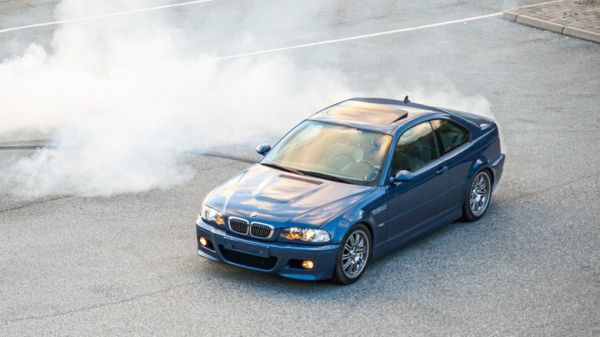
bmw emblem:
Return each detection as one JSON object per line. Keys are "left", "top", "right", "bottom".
{"left": 250, "top": 211, "right": 258, "bottom": 218}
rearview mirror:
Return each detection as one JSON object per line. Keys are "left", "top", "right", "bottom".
{"left": 256, "top": 144, "right": 271, "bottom": 156}
{"left": 390, "top": 170, "right": 414, "bottom": 184}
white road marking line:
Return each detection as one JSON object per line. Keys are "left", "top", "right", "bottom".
{"left": 213, "top": 12, "right": 502, "bottom": 61}
{"left": 0, "top": 0, "right": 565, "bottom": 37}
{"left": 0, "top": 0, "right": 218, "bottom": 34}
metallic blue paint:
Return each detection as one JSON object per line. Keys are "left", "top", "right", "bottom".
{"left": 196, "top": 98, "right": 505, "bottom": 281}
{"left": 196, "top": 219, "right": 339, "bottom": 280}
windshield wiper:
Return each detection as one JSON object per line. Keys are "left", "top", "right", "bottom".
{"left": 261, "top": 163, "right": 351, "bottom": 184}
{"left": 297, "top": 170, "right": 351, "bottom": 184}
{"left": 261, "top": 162, "right": 305, "bottom": 176}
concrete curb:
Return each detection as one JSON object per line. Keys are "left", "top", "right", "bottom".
{"left": 502, "top": 11, "right": 519, "bottom": 22}
{"left": 563, "top": 26, "right": 600, "bottom": 43}
{"left": 516, "top": 14, "right": 565, "bottom": 34}
{"left": 503, "top": 4, "right": 600, "bottom": 44}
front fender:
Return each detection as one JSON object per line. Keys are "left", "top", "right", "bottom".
{"left": 321, "top": 188, "right": 387, "bottom": 245}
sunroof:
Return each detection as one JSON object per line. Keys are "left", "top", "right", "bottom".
{"left": 326, "top": 101, "right": 408, "bottom": 124}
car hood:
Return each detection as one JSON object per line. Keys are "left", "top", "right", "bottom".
{"left": 206, "top": 164, "right": 373, "bottom": 227}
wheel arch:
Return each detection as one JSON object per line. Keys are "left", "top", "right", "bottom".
{"left": 464, "top": 158, "right": 495, "bottom": 197}
{"left": 356, "top": 221, "right": 375, "bottom": 246}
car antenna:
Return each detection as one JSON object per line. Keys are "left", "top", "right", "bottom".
{"left": 403, "top": 95, "right": 410, "bottom": 104}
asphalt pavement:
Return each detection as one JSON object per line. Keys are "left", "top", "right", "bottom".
{"left": 1, "top": 0, "right": 599, "bottom": 336}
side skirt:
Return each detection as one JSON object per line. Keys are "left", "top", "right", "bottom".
{"left": 372, "top": 207, "right": 462, "bottom": 259}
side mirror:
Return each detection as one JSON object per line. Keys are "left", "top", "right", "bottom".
{"left": 255, "top": 144, "right": 271, "bottom": 156}
{"left": 390, "top": 170, "right": 414, "bottom": 184}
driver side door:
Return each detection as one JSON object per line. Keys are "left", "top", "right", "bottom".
{"left": 385, "top": 121, "right": 450, "bottom": 241}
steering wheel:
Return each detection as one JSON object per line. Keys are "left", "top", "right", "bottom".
{"left": 342, "top": 160, "right": 377, "bottom": 180}
{"left": 327, "top": 153, "right": 356, "bottom": 169}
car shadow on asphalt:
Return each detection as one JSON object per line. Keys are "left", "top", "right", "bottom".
{"left": 189, "top": 204, "right": 509, "bottom": 302}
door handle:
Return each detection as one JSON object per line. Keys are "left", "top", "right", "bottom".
{"left": 436, "top": 166, "right": 448, "bottom": 174}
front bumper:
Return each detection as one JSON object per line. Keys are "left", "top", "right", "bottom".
{"left": 195, "top": 219, "right": 339, "bottom": 281}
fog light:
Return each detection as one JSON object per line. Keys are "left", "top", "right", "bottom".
{"left": 301, "top": 260, "right": 314, "bottom": 270}
{"left": 199, "top": 236, "right": 208, "bottom": 247}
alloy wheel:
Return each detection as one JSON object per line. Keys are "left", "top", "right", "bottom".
{"left": 341, "top": 230, "right": 370, "bottom": 279}
{"left": 469, "top": 172, "right": 491, "bottom": 217}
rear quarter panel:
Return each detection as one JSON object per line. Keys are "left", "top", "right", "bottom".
{"left": 463, "top": 122, "right": 503, "bottom": 191}
{"left": 442, "top": 113, "right": 503, "bottom": 207}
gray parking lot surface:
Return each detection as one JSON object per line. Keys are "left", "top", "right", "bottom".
{"left": 1, "top": 0, "right": 599, "bottom": 336}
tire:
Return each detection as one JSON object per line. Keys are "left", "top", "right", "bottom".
{"left": 332, "top": 224, "right": 371, "bottom": 285}
{"left": 462, "top": 170, "right": 493, "bottom": 222}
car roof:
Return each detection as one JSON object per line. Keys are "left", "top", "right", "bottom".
{"left": 309, "top": 97, "right": 447, "bottom": 134}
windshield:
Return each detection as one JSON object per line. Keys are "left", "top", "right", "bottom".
{"left": 263, "top": 120, "right": 392, "bottom": 185}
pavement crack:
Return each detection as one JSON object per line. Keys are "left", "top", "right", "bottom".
{"left": 192, "top": 151, "right": 257, "bottom": 164}
{"left": 1, "top": 281, "right": 198, "bottom": 324}
{"left": 0, "top": 195, "right": 72, "bottom": 213}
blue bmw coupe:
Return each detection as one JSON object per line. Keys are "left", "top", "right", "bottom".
{"left": 196, "top": 97, "right": 505, "bottom": 284}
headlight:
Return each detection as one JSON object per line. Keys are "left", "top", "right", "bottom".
{"left": 280, "top": 227, "right": 330, "bottom": 243}
{"left": 201, "top": 205, "right": 225, "bottom": 226}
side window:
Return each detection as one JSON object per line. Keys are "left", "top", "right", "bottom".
{"left": 391, "top": 122, "right": 439, "bottom": 173}
{"left": 431, "top": 119, "right": 470, "bottom": 155}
